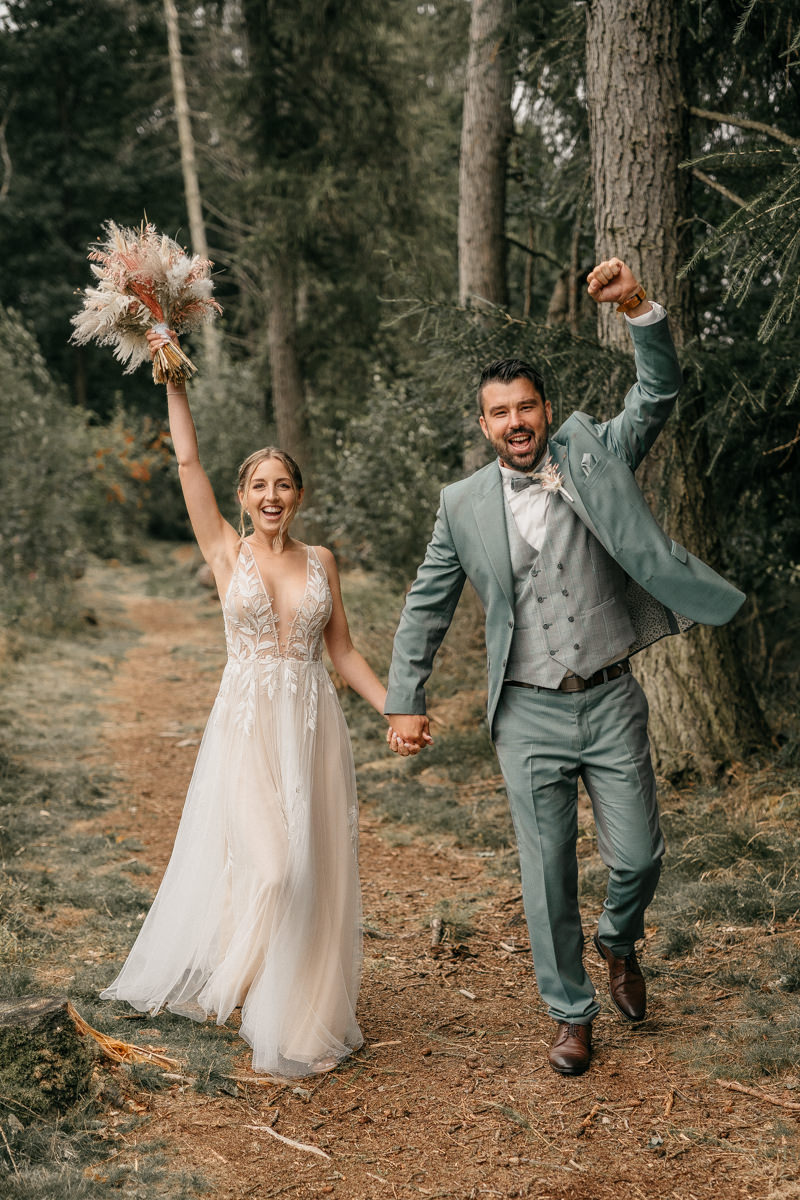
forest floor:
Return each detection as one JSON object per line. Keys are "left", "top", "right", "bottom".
{"left": 1, "top": 544, "right": 799, "bottom": 1200}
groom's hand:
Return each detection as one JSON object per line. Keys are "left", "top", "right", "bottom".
{"left": 586, "top": 258, "right": 640, "bottom": 305}
{"left": 385, "top": 714, "right": 433, "bottom": 757}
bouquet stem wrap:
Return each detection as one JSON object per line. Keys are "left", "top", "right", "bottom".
{"left": 151, "top": 323, "right": 197, "bottom": 385}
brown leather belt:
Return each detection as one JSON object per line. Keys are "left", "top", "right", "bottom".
{"left": 505, "top": 658, "right": 631, "bottom": 694}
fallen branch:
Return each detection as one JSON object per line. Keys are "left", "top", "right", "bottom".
{"left": 67, "top": 1002, "right": 181, "bottom": 1071}
{"left": 244, "top": 1123, "right": 331, "bottom": 1160}
{"left": 0, "top": 1122, "right": 19, "bottom": 1176}
{"left": 716, "top": 1079, "right": 800, "bottom": 1111}
{"left": 664, "top": 1088, "right": 676, "bottom": 1118}
{"left": 577, "top": 1102, "right": 601, "bottom": 1137}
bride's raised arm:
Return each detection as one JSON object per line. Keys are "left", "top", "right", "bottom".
{"left": 148, "top": 330, "right": 239, "bottom": 577}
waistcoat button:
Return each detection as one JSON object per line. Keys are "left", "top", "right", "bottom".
{"left": 573, "top": 643, "right": 580, "bottom": 650}
{"left": 537, "top": 596, "right": 545, "bottom": 603}
{"left": 562, "top": 589, "right": 569, "bottom": 596}
{"left": 568, "top": 616, "right": 575, "bottom": 623}
{"left": 549, "top": 650, "right": 556, "bottom": 656}
{"left": 543, "top": 623, "right": 550, "bottom": 630}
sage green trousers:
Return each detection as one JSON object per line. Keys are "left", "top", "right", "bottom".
{"left": 493, "top": 670, "right": 663, "bottom": 1025}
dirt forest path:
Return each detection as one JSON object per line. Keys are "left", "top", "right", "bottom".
{"left": 80, "top": 554, "right": 794, "bottom": 1200}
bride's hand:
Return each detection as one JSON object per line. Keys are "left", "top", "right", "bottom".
{"left": 386, "top": 725, "right": 421, "bottom": 757}
{"left": 146, "top": 326, "right": 178, "bottom": 359}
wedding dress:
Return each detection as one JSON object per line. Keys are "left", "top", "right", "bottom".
{"left": 101, "top": 542, "right": 363, "bottom": 1076}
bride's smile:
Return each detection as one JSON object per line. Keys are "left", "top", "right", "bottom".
{"left": 241, "top": 458, "right": 303, "bottom": 544}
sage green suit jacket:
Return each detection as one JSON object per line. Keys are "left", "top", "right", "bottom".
{"left": 385, "top": 317, "right": 746, "bottom": 735}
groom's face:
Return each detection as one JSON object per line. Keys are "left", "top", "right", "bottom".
{"left": 479, "top": 378, "right": 552, "bottom": 472}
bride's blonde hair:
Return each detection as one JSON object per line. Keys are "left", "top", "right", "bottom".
{"left": 237, "top": 447, "right": 303, "bottom": 551}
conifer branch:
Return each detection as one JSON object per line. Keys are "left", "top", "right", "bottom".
{"left": 691, "top": 168, "right": 746, "bottom": 209}
{"left": 690, "top": 107, "right": 800, "bottom": 149}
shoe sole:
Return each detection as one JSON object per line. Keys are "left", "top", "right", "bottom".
{"left": 549, "top": 1061, "right": 590, "bottom": 1076}
{"left": 610, "top": 996, "right": 646, "bottom": 1023}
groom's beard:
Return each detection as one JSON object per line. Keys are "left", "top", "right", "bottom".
{"left": 488, "top": 422, "right": 551, "bottom": 472}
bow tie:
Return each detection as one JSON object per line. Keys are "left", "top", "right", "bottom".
{"left": 510, "top": 474, "right": 543, "bottom": 492}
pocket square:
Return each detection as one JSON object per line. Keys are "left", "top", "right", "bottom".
{"left": 581, "top": 452, "right": 597, "bottom": 477}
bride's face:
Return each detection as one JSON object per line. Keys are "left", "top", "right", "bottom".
{"left": 241, "top": 458, "right": 302, "bottom": 538}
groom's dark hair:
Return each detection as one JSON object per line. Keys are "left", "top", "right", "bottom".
{"left": 477, "top": 358, "right": 546, "bottom": 414}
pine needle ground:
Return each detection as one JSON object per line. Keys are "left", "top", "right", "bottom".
{"left": 1, "top": 544, "right": 798, "bottom": 1198}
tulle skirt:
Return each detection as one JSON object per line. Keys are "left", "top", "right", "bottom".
{"left": 101, "top": 657, "right": 363, "bottom": 1076}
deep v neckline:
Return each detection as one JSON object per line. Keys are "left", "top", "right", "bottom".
{"left": 243, "top": 541, "right": 312, "bottom": 655}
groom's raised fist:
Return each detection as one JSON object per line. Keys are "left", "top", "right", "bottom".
{"left": 586, "top": 258, "right": 639, "bottom": 305}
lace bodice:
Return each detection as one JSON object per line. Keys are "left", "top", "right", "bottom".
{"left": 223, "top": 542, "right": 332, "bottom": 665}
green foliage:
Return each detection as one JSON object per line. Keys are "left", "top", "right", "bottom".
{"left": 0, "top": 0, "right": 185, "bottom": 414}
{"left": 0, "top": 308, "right": 94, "bottom": 628}
{"left": 0, "top": 308, "right": 173, "bottom": 632}
{"left": 682, "top": 151, "right": 800, "bottom": 371}
{"left": 188, "top": 349, "right": 270, "bottom": 530}
{"left": 314, "top": 371, "right": 463, "bottom": 581}
{"left": 195, "top": 0, "right": 461, "bottom": 447}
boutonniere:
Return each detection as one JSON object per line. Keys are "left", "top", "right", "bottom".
{"left": 533, "top": 458, "right": 574, "bottom": 502}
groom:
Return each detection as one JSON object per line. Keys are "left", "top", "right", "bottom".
{"left": 385, "top": 258, "right": 745, "bottom": 1075}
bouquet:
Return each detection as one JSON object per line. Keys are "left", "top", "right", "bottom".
{"left": 70, "top": 220, "right": 222, "bottom": 383}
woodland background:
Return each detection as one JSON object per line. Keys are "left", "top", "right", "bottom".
{"left": 1, "top": 4, "right": 800, "bottom": 1197}
{"left": 1, "top": 0, "right": 799, "bottom": 777}
{"left": 0, "top": 0, "right": 798, "bottom": 773}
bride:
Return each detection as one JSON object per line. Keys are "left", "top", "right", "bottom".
{"left": 101, "top": 331, "right": 389, "bottom": 1076}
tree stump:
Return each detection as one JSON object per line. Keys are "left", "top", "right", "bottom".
{"left": 0, "top": 996, "right": 97, "bottom": 1117}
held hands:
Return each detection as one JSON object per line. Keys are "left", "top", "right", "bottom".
{"left": 586, "top": 258, "right": 640, "bottom": 306}
{"left": 385, "top": 714, "right": 434, "bottom": 757}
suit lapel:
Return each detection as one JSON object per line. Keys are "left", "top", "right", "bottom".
{"left": 548, "top": 439, "right": 605, "bottom": 543}
{"left": 470, "top": 462, "right": 515, "bottom": 609}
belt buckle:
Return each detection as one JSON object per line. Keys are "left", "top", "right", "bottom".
{"left": 559, "top": 675, "right": 586, "bottom": 693}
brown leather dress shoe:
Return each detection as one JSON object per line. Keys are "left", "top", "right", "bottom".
{"left": 548, "top": 1022, "right": 592, "bottom": 1076}
{"left": 594, "top": 934, "right": 646, "bottom": 1022}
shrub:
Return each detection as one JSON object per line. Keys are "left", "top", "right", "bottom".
{"left": 0, "top": 307, "right": 171, "bottom": 633}
{"left": 0, "top": 308, "right": 93, "bottom": 630}
{"left": 313, "top": 372, "right": 462, "bottom": 581}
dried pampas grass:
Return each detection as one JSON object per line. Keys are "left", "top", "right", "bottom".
{"left": 70, "top": 220, "right": 222, "bottom": 383}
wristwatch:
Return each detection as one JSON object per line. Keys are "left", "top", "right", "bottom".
{"left": 616, "top": 284, "right": 647, "bottom": 314}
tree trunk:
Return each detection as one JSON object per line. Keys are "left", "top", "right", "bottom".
{"left": 163, "top": 0, "right": 220, "bottom": 373}
{"left": 458, "top": 0, "right": 512, "bottom": 310}
{"left": 585, "top": 0, "right": 768, "bottom": 778}
{"left": 267, "top": 255, "right": 310, "bottom": 478}
{"left": 458, "top": 0, "right": 513, "bottom": 474}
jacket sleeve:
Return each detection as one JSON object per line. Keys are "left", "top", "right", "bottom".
{"left": 384, "top": 491, "right": 467, "bottom": 716}
{"left": 594, "top": 316, "right": 683, "bottom": 471}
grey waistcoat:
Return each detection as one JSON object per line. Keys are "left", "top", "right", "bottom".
{"left": 504, "top": 492, "right": 635, "bottom": 687}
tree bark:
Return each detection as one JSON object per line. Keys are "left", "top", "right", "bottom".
{"left": 267, "top": 255, "right": 310, "bottom": 478}
{"left": 458, "top": 0, "right": 513, "bottom": 474}
{"left": 163, "top": 0, "right": 220, "bottom": 373}
{"left": 585, "top": 0, "right": 768, "bottom": 777}
{"left": 458, "top": 0, "right": 512, "bottom": 310}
